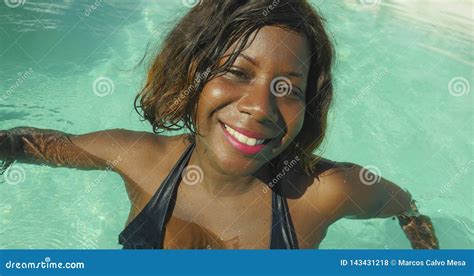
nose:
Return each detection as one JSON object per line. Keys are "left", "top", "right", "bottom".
{"left": 236, "top": 80, "right": 279, "bottom": 124}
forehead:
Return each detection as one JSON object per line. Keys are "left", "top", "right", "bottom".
{"left": 234, "top": 26, "right": 311, "bottom": 72}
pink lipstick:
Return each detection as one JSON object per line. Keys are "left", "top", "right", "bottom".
{"left": 220, "top": 122, "right": 269, "bottom": 155}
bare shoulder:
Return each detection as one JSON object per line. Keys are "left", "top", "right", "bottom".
{"left": 302, "top": 159, "right": 412, "bottom": 220}
{"left": 71, "top": 128, "right": 162, "bottom": 156}
{"left": 70, "top": 129, "right": 189, "bottom": 173}
{"left": 294, "top": 158, "right": 356, "bottom": 218}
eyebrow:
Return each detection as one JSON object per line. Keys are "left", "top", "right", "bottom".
{"left": 286, "top": 71, "right": 304, "bottom": 79}
{"left": 239, "top": 53, "right": 259, "bottom": 67}
{"left": 238, "top": 53, "right": 304, "bottom": 79}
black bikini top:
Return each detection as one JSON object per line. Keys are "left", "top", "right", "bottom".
{"left": 118, "top": 140, "right": 299, "bottom": 249}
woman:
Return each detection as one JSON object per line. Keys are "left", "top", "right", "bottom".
{"left": 0, "top": 0, "right": 438, "bottom": 249}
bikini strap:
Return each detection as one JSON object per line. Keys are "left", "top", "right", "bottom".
{"left": 147, "top": 141, "right": 196, "bottom": 248}
{"left": 118, "top": 140, "right": 195, "bottom": 249}
{"left": 270, "top": 190, "right": 299, "bottom": 249}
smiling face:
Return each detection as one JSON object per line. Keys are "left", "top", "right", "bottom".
{"left": 194, "top": 26, "right": 311, "bottom": 176}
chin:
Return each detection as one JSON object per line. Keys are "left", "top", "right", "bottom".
{"left": 208, "top": 143, "right": 264, "bottom": 176}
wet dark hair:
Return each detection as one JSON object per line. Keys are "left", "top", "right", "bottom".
{"left": 134, "top": 0, "right": 334, "bottom": 175}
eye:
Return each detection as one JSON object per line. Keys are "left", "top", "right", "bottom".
{"left": 287, "top": 86, "right": 305, "bottom": 100}
{"left": 295, "top": 88, "right": 305, "bottom": 98}
{"left": 225, "top": 67, "right": 251, "bottom": 81}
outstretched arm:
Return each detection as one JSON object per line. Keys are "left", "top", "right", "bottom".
{"left": 0, "top": 127, "right": 155, "bottom": 175}
{"left": 0, "top": 127, "right": 107, "bottom": 173}
{"left": 333, "top": 163, "right": 439, "bottom": 249}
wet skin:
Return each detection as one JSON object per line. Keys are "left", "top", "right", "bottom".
{"left": 0, "top": 26, "right": 438, "bottom": 249}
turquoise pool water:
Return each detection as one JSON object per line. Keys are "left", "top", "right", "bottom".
{"left": 0, "top": 0, "right": 472, "bottom": 249}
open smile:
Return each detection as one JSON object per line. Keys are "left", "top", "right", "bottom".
{"left": 219, "top": 121, "right": 275, "bottom": 156}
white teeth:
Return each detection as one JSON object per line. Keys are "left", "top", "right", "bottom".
{"left": 224, "top": 124, "right": 267, "bottom": 146}
{"left": 237, "top": 133, "right": 248, "bottom": 144}
{"left": 247, "top": 138, "right": 257, "bottom": 146}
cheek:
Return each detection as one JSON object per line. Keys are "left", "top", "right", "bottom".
{"left": 195, "top": 79, "right": 237, "bottom": 132}
{"left": 282, "top": 102, "right": 305, "bottom": 141}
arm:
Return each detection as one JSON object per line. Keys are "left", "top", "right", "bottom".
{"left": 334, "top": 163, "right": 439, "bottom": 249}
{"left": 0, "top": 127, "right": 152, "bottom": 174}
{"left": 0, "top": 127, "right": 107, "bottom": 173}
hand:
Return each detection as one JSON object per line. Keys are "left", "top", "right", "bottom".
{"left": 397, "top": 201, "right": 440, "bottom": 249}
